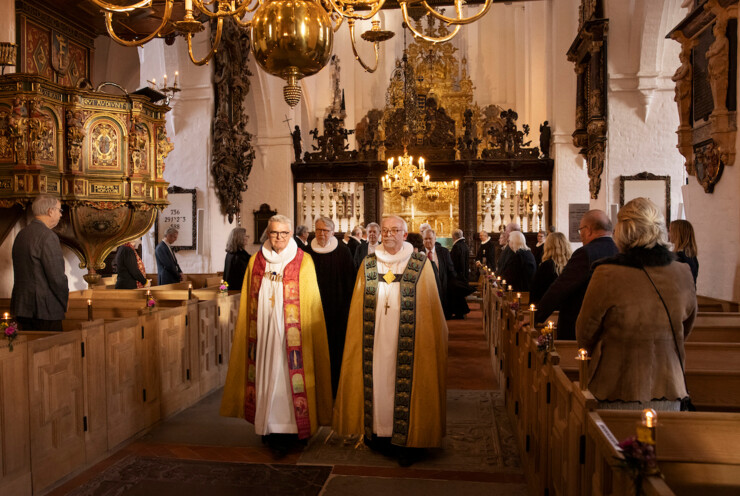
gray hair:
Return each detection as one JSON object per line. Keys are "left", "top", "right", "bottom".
{"left": 225, "top": 227, "right": 247, "bottom": 253}
{"left": 165, "top": 226, "right": 179, "bottom": 236}
{"left": 508, "top": 231, "right": 530, "bottom": 251}
{"left": 423, "top": 228, "right": 437, "bottom": 239}
{"left": 504, "top": 222, "right": 521, "bottom": 234}
{"left": 366, "top": 222, "right": 380, "bottom": 232}
{"left": 295, "top": 225, "right": 308, "bottom": 236}
{"left": 316, "top": 216, "right": 335, "bottom": 231}
{"left": 31, "top": 195, "right": 60, "bottom": 217}
{"left": 452, "top": 229, "right": 463, "bottom": 240}
{"left": 383, "top": 215, "right": 408, "bottom": 233}
{"left": 268, "top": 214, "right": 293, "bottom": 231}
{"left": 419, "top": 222, "right": 431, "bottom": 233}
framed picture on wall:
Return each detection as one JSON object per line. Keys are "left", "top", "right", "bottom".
{"left": 619, "top": 172, "right": 671, "bottom": 223}
{"left": 155, "top": 186, "right": 197, "bottom": 251}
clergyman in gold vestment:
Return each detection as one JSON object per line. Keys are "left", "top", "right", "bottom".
{"left": 333, "top": 215, "right": 448, "bottom": 466}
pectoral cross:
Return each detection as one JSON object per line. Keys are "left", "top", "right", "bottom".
{"left": 384, "top": 299, "right": 390, "bottom": 315}
{"left": 269, "top": 292, "right": 276, "bottom": 308}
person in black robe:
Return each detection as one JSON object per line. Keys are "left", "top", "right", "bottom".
{"left": 115, "top": 241, "right": 147, "bottom": 289}
{"left": 345, "top": 225, "right": 364, "bottom": 258}
{"left": 311, "top": 217, "right": 356, "bottom": 396}
{"left": 422, "top": 229, "right": 457, "bottom": 319}
{"left": 294, "top": 225, "right": 311, "bottom": 253}
{"left": 476, "top": 230, "right": 496, "bottom": 271}
{"left": 353, "top": 222, "right": 380, "bottom": 269}
{"left": 224, "top": 227, "right": 251, "bottom": 291}
{"left": 532, "top": 231, "right": 546, "bottom": 266}
{"left": 449, "top": 229, "right": 473, "bottom": 318}
{"left": 499, "top": 231, "right": 537, "bottom": 292}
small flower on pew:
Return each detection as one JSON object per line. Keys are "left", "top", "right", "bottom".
{"left": 2, "top": 320, "right": 19, "bottom": 352}
{"left": 146, "top": 295, "right": 157, "bottom": 312}
{"left": 616, "top": 435, "right": 661, "bottom": 494}
{"left": 510, "top": 302, "right": 520, "bottom": 311}
{"left": 536, "top": 334, "right": 549, "bottom": 352}
{"left": 219, "top": 280, "right": 229, "bottom": 295}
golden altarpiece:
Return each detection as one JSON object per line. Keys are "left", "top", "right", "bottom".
{"left": 292, "top": 20, "right": 553, "bottom": 249}
{"left": 0, "top": 3, "right": 172, "bottom": 284}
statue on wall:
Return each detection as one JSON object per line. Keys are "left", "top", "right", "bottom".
{"left": 671, "top": 44, "right": 693, "bottom": 125}
{"left": 65, "top": 109, "right": 86, "bottom": 172}
{"left": 291, "top": 125, "right": 302, "bottom": 163}
{"left": 706, "top": 15, "right": 729, "bottom": 113}
{"left": 539, "top": 121, "right": 551, "bottom": 159}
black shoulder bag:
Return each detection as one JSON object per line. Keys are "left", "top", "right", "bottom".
{"left": 641, "top": 266, "right": 695, "bottom": 411}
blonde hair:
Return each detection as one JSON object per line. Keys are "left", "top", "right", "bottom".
{"left": 508, "top": 231, "right": 530, "bottom": 252}
{"left": 613, "top": 198, "right": 669, "bottom": 252}
{"left": 670, "top": 220, "right": 698, "bottom": 257}
{"left": 542, "top": 232, "right": 572, "bottom": 275}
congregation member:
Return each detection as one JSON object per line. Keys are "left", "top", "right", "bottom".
{"left": 577, "top": 198, "right": 696, "bottom": 411}
{"left": 11, "top": 194, "right": 69, "bottom": 331}
{"left": 669, "top": 220, "right": 699, "bottom": 284}
{"left": 345, "top": 225, "right": 364, "bottom": 258}
{"left": 114, "top": 239, "right": 148, "bottom": 289}
{"left": 155, "top": 226, "right": 183, "bottom": 284}
{"left": 311, "top": 217, "right": 356, "bottom": 396}
{"left": 529, "top": 232, "right": 571, "bottom": 304}
{"left": 476, "top": 229, "right": 496, "bottom": 271}
{"left": 223, "top": 227, "right": 251, "bottom": 291}
{"left": 220, "top": 215, "right": 332, "bottom": 457}
{"left": 499, "top": 231, "right": 537, "bottom": 292}
{"left": 294, "top": 225, "right": 310, "bottom": 251}
{"left": 495, "top": 223, "right": 521, "bottom": 273}
{"left": 535, "top": 210, "right": 618, "bottom": 340}
{"left": 353, "top": 222, "right": 380, "bottom": 268}
{"left": 334, "top": 215, "right": 448, "bottom": 467}
{"left": 532, "top": 230, "right": 546, "bottom": 266}
{"left": 422, "top": 228, "right": 456, "bottom": 319}
{"left": 449, "top": 229, "right": 472, "bottom": 319}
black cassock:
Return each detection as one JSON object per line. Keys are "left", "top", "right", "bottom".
{"left": 310, "top": 242, "right": 356, "bottom": 396}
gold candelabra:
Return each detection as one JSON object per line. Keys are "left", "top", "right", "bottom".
{"left": 382, "top": 150, "right": 429, "bottom": 199}
{"left": 87, "top": 0, "right": 494, "bottom": 107}
{"left": 425, "top": 179, "right": 459, "bottom": 203}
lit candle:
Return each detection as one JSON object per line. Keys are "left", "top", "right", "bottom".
{"left": 188, "top": 282, "right": 193, "bottom": 299}
{"left": 174, "top": 71, "right": 179, "bottom": 88}
{"left": 639, "top": 408, "right": 658, "bottom": 448}
{"left": 2, "top": 312, "right": 8, "bottom": 320}
{"left": 146, "top": 289, "right": 151, "bottom": 297}
{"left": 529, "top": 304, "right": 536, "bottom": 327}
{"left": 87, "top": 299, "right": 93, "bottom": 321}
{"left": 516, "top": 292, "right": 521, "bottom": 306}
{"left": 576, "top": 348, "right": 590, "bottom": 390}
{"left": 163, "top": 73, "right": 167, "bottom": 86}
{"left": 185, "top": 0, "right": 193, "bottom": 11}
{"left": 151, "top": 78, "right": 156, "bottom": 88}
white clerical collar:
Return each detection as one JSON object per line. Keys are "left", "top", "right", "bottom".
{"left": 262, "top": 237, "right": 298, "bottom": 265}
{"left": 311, "top": 236, "right": 338, "bottom": 254}
{"left": 375, "top": 241, "right": 413, "bottom": 265}
{"left": 481, "top": 238, "right": 491, "bottom": 245}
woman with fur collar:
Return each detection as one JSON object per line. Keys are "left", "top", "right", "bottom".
{"left": 576, "top": 198, "right": 696, "bottom": 411}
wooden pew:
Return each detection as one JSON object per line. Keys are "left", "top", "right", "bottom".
{"left": 689, "top": 312, "right": 740, "bottom": 342}
{"left": 585, "top": 410, "right": 740, "bottom": 496}
{"left": 697, "top": 295, "right": 740, "bottom": 313}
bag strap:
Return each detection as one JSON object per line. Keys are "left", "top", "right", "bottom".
{"left": 641, "top": 266, "right": 690, "bottom": 392}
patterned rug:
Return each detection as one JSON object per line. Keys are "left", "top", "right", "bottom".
{"left": 298, "top": 390, "right": 522, "bottom": 473}
{"left": 64, "top": 456, "right": 332, "bottom": 496}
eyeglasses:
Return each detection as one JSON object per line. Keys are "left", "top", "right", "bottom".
{"left": 268, "top": 231, "right": 290, "bottom": 239}
{"left": 577, "top": 225, "right": 589, "bottom": 233}
{"left": 53, "top": 206, "right": 64, "bottom": 213}
{"left": 315, "top": 228, "right": 332, "bottom": 234}
{"left": 381, "top": 228, "right": 404, "bottom": 235}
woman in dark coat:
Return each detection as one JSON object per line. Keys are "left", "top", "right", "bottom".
{"left": 530, "top": 232, "right": 571, "bottom": 304}
{"left": 224, "top": 227, "right": 251, "bottom": 291}
{"left": 115, "top": 240, "right": 148, "bottom": 289}
{"left": 669, "top": 220, "right": 699, "bottom": 284}
{"left": 499, "top": 231, "right": 536, "bottom": 292}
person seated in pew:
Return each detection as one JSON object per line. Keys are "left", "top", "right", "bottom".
{"left": 576, "top": 198, "right": 697, "bottom": 411}
{"left": 530, "top": 232, "right": 571, "bottom": 304}
{"left": 114, "top": 239, "right": 148, "bottom": 289}
{"left": 499, "top": 231, "right": 537, "bottom": 292}
{"left": 669, "top": 219, "right": 699, "bottom": 285}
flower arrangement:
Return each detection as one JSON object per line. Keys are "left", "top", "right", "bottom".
{"left": 219, "top": 280, "right": 229, "bottom": 295}
{"left": 146, "top": 295, "right": 156, "bottom": 312}
{"left": 616, "top": 436, "right": 660, "bottom": 495}
{"left": 2, "top": 320, "right": 19, "bottom": 352}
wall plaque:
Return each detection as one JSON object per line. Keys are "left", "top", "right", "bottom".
{"left": 155, "top": 186, "right": 196, "bottom": 251}
{"left": 568, "top": 203, "right": 590, "bottom": 242}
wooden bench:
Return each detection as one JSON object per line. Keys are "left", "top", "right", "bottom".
{"left": 697, "top": 294, "right": 740, "bottom": 313}
{"left": 585, "top": 410, "right": 740, "bottom": 496}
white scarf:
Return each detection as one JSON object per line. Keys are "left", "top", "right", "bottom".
{"left": 310, "top": 236, "right": 338, "bottom": 254}
{"left": 375, "top": 241, "right": 414, "bottom": 266}
{"left": 261, "top": 237, "right": 298, "bottom": 264}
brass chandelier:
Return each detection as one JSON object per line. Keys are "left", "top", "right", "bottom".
{"left": 382, "top": 149, "right": 428, "bottom": 198}
{"left": 88, "top": 0, "right": 494, "bottom": 107}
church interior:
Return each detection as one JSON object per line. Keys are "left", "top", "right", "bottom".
{"left": 0, "top": 0, "right": 739, "bottom": 494}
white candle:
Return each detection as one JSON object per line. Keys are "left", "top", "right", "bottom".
{"left": 185, "top": 0, "right": 193, "bottom": 11}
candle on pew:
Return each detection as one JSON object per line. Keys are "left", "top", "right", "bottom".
{"left": 529, "top": 304, "right": 536, "bottom": 327}
{"left": 2, "top": 312, "right": 8, "bottom": 320}
{"left": 576, "top": 348, "right": 590, "bottom": 390}
{"left": 516, "top": 292, "right": 521, "bottom": 308}
{"left": 638, "top": 409, "right": 658, "bottom": 462}
{"left": 87, "top": 299, "right": 93, "bottom": 321}
{"left": 188, "top": 282, "right": 193, "bottom": 300}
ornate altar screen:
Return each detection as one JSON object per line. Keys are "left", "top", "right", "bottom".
{"left": 296, "top": 182, "right": 365, "bottom": 231}
{"left": 478, "top": 180, "right": 550, "bottom": 233}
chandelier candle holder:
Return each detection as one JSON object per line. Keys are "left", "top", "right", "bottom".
{"left": 382, "top": 152, "right": 428, "bottom": 198}
{"left": 148, "top": 72, "right": 181, "bottom": 104}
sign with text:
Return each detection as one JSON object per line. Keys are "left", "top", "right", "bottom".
{"left": 568, "top": 203, "right": 590, "bottom": 242}
{"left": 156, "top": 187, "right": 196, "bottom": 251}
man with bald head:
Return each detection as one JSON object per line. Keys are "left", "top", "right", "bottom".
{"left": 534, "top": 210, "right": 618, "bottom": 340}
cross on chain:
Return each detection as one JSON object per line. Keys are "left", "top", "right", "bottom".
{"left": 269, "top": 292, "right": 276, "bottom": 308}
{"left": 384, "top": 298, "right": 390, "bottom": 315}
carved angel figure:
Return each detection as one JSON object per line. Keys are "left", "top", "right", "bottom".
{"left": 706, "top": 16, "right": 729, "bottom": 112}
{"left": 671, "top": 46, "right": 692, "bottom": 125}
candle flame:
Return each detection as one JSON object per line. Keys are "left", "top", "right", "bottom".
{"left": 530, "top": 304, "right": 535, "bottom": 311}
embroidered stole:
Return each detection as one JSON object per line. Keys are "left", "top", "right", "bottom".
{"left": 362, "top": 251, "right": 426, "bottom": 445}
{"left": 244, "top": 249, "right": 312, "bottom": 439}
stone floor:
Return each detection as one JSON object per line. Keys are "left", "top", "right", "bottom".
{"left": 46, "top": 303, "right": 528, "bottom": 496}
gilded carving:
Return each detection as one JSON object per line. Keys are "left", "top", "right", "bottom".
{"left": 65, "top": 109, "right": 86, "bottom": 172}
{"left": 27, "top": 98, "right": 54, "bottom": 165}
{"left": 91, "top": 121, "right": 118, "bottom": 168}
{"left": 588, "top": 142, "right": 605, "bottom": 200}
{"left": 705, "top": 12, "right": 730, "bottom": 113}
{"left": 694, "top": 142, "right": 723, "bottom": 193}
{"left": 9, "top": 97, "right": 28, "bottom": 165}
{"left": 129, "top": 117, "right": 149, "bottom": 175}
{"left": 155, "top": 125, "right": 173, "bottom": 178}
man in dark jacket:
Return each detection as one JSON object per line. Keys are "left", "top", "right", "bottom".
{"left": 155, "top": 226, "right": 183, "bottom": 285}
{"left": 535, "top": 210, "right": 618, "bottom": 340}
{"left": 353, "top": 222, "right": 380, "bottom": 269}
{"left": 449, "top": 229, "right": 473, "bottom": 318}
{"left": 11, "top": 195, "right": 69, "bottom": 331}
{"left": 422, "top": 229, "right": 456, "bottom": 319}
